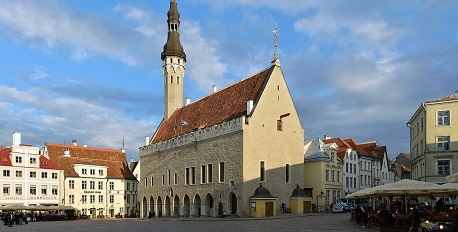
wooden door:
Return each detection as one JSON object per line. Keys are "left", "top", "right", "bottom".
{"left": 303, "top": 201, "right": 312, "bottom": 214}
{"left": 265, "top": 202, "right": 273, "bottom": 217}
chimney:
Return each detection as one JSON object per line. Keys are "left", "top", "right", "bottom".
{"left": 246, "top": 100, "right": 254, "bottom": 116}
{"left": 185, "top": 97, "right": 191, "bottom": 106}
{"left": 64, "top": 148, "right": 70, "bottom": 157}
{"left": 12, "top": 132, "right": 21, "bottom": 146}
{"left": 145, "top": 136, "right": 150, "bottom": 146}
{"left": 212, "top": 85, "right": 218, "bottom": 93}
{"left": 324, "top": 135, "right": 331, "bottom": 140}
{"left": 71, "top": 140, "right": 78, "bottom": 146}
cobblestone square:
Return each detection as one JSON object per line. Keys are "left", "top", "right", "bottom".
{"left": 0, "top": 213, "right": 377, "bottom": 232}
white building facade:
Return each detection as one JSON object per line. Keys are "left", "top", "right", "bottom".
{"left": 45, "top": 142, "right": 138, "bottom": 218}
{"left": 0, "top": 132, "right": 63, "bottom": 206}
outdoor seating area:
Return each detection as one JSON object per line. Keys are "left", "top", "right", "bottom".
{"left": 346, "top": 179, "right": 458, "bottom": 232}
{"left": 0, "top": 204, "right": 77, "bottom": 227}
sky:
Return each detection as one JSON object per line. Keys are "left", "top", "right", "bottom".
{"left": 0, "top": 0, "right": 457, "bottom": 160}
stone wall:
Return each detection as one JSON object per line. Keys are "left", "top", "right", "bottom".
{"left": 140, "top": 130, "right": 244, "bottom": 217}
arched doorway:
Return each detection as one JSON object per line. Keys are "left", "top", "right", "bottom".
{"left": 165, "top": 196, "right": 171, "bottom": 217}
{"left": 173, "top": 195, "right": 180, "bottom": 217}
{"left": 228, "top": 192, "right": 237, "bottom": 215}
{"left": 157, "top": 196, "right": 163, "bottom": 217}
{"left": 193, "top": 194, "right": 201, "bottom": 217}
{"left": 149, "top": 196, "right": 154, "bottom": 216}
{"left": 142, "top": 197, "right": 148, "bottom": 218}
{"left": 183, "top": 195, "right": 190, "bottom": 217}
{"left": 204, "top": 193, "right": 214, "bottom": 217}
{"left": 218, "top": 202, "right": 224, "bottom": 217}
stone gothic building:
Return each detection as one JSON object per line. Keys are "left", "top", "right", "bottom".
{"left": 140, "top": 0, "right": 305, "bottom": 217}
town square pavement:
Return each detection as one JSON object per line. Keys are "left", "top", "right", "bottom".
{"left": 0, "top": 213, "right": 377, "bottom": 232}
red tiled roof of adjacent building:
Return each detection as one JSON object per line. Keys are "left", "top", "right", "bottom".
{"left": 46, "top": 143, "right": 136, "bottom": 180}
{"left": 323, "top": 138, "right": 350, "bottom": 160}
{"left": 0, "top": 147, "right": 12, "bottom": 166}
{"left": 39, "top": 155, "right": 60, "bottom": 170}
{"left": 152, "top": 65, "right": 275, "bottom": 143}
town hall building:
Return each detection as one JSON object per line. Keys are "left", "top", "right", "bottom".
{"left": 140, "top": 0, "right": 306, "bottom": 217}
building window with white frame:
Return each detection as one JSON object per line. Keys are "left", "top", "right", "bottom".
{"left": 15, "top": 156, "right": 22, "bottom": 163}
{"left": 15, "top": 170, "right": 22, "bottom": 178}
{"left": 41, "top": 185, "right": 47, "bottom": 195}
{"left": 99, "top": 170, "right": 103, "bottom": 176}
{"left": 52, "top": 185, "right": 58, "bottom": 195}
{"left": 3, "top": 170, "right": 10, "bottom": 177}
{"left": 30, "top": 185, "right": 36, "bottom": 195}
{"left": 437, "top": 160, "right": 451, "bottom": 176}
{"left": 30, "top": 171, "right": 36, "bottom": 178}
{"left": 99, "top": 195, "right": 103, "bottom": 203}
{"left": 98, "top": 181, "right": 103, "bottom": 190}
{"left": 437, "top": 136, "right": 450, "bottom": 151}
{"left": 437, "top": 110, "right": 450, "bottom": 126}
{"left": 41, "top": 172, "right": 48, "bottom": 179}
{"left": 82, "top": 181, "right": 87, "bottom": 189}
{"left": 81, "top": 195, "right": 87, "bottom": 204}
{"left": 109, "top": 181, "right": 114, "bottom": 190}
{"left": 52, "top": 173, "right": 58, "bottom": 179}
{"left": 90, "top": 169, "right": 95, "bottom": 175}
{"left": 29, "top": 157, "right": 37, "bottom": 164}
{"left": 69, "top": 195, "right": 75, "bottom": 204}
{"left": 331, "top": 170, "right": 335, "bottom": 182}
{"left": 82, "top": 168, "right": 87, "bottom": 175}
{"left": 69, "top": 180, "right": 74, "bottom": 189}
{"left": 109, "top": 195, "right": 114, "bottom": 203}
{"left": 15, "top": 184, "right": 22, "bottom": 195}
{"left": 3, "top": 184, "right": 10, "bottom": 195}
{"left": 90, "top": 195, "right": 95, "bottom": 204}
{"left": 90, "top": 181, "right": 95, "bottom": 190}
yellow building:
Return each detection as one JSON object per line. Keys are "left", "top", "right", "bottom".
{"left": 408, "top": 92, "right": 458, "bottom": 184}
{"left": 303, "top": 138, "right": 343, "bottom": 212}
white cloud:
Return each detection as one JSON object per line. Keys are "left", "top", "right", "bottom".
{"left": 0, "top": 0, "right": 143, "bottom": 66}
{"left": 0, "top": 85, "right": 154, "bottom": 158}
{"left": 29, "top": 65, "right": 49, "bottom": 80}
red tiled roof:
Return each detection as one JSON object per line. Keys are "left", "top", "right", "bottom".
{"left": 323, "top": 138, "right": 350, "bottom": 160}
{"left": 46, "top": 143, "right": 136, "bottom": 180}
{"left": 39, "top": 155, "right": 60, "bottom": 170}
{"left": 152, "top": 65, "right": 274, "bottom": 143}
{"left": 0, "top": 147, "right": 12, "bottom": 166}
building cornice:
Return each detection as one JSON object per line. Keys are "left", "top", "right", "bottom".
{"left": 140, "top": 117, "right": 243, "bottom": 155}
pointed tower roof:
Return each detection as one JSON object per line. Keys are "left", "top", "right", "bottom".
{"left": 161, "top": 0, "right": 186, "bottom": 61}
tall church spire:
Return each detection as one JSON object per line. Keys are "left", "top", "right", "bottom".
{"left": 162, "top": 0, "right": 186, "bottom": 120}
{"left": 161, "top": 0, "right": 186, "bottom": 61}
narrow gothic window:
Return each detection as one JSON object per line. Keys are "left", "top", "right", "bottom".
{"left": 177, "top": 76, "right": 180, "bottom": 84}
{"left": 171, "top": 76, "right": 173, "bottom": 84}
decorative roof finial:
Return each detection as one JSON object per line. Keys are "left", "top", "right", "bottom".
{"left": 272, "top": 23, "right": 279, "bottom": 61}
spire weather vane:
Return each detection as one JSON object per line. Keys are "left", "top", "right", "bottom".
{"left": 272, "top": 23, "right": 279, "bottom": 60}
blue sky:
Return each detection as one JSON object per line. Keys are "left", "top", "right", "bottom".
{"left": 0, "top": 0, "right": 457, "bottom": 160}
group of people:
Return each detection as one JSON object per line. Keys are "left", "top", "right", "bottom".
{"left": 353, "top": 198, "right": 454, "bottom": 232}
{"left": 1, "top": 211, "right": 45, "bottom": 227}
